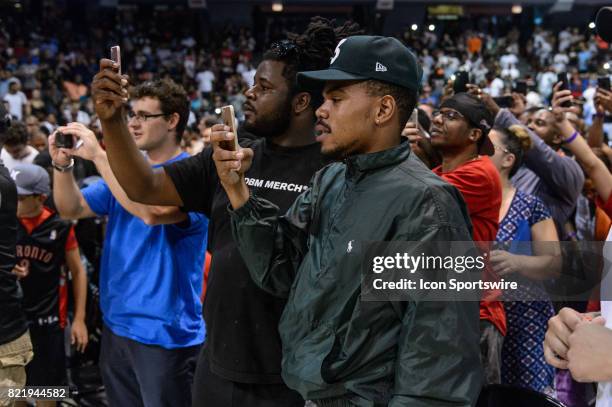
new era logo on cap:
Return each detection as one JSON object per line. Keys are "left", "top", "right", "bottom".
{"left": 375, "top": 62, "right": 387, "bottom": 72}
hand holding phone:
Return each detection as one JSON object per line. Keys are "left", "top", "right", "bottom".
{"left": 219, "top": 105, "right": 240, "bottom": 151}
{"left": 557, "top": 72, "right": 572, "bottom": 108}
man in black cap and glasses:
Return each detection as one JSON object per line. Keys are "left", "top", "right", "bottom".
{"left": 212, "top": 35, "right": 482, "bottom": 406}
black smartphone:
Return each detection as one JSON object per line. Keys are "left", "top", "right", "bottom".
{"left": 514, "top": 80, "right": 527, "bottom": 95}
{"left": 55, "top": 131, "right": 74, "bottom": 149}
{"left": 598, "top": 76, "right": 611, "bottom": 91}
{"left": 453, "top": 71, "right": 470, "bottom": 94}
{"left": 493, "top": 96, "right": 514, "bottom": 108}
{"left": 557, "top": 72, "right": 572, "bottom": 108}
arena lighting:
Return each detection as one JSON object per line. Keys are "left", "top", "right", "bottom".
{"left": 411, "top": 24, "right": 418, "bottom": 31}
{"left": 428, "top": 24, "right": 435, "bottom": 31}
{"left": 272, "top": 2, "right": 283, "bottom": 12}
{"left": 511, "top": 5, "right": 522, "bottom": 14}
{"left": 604, "top": 62, "right": 611, "bottom": 70}
{"left": 589, "top": 22, "right": 596, "bottom": 29}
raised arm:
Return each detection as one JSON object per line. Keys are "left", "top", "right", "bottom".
{"left": 211, "top": 125, "right": 310, "bottom": 297}
{"left": 495, "top": 108, "right": 584, "bottom": 203}
{"left": 92, "top": 58, "right": 182, "bottom": 206}
{"left": 49, "top": 132, "right": 97, "bottom": 220}
{"left": 62, "top": 123, "right": 187, "bottom": 225}
{"left": 552, "top": 86, "right": 612, "bottom": 203}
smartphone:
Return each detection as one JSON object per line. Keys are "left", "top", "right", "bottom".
{"left": 219, "top": 105, "right": 239, "bottom": 151}
{"left": 55, "top": 131, "right": 74, "bottom": 149}
{"left": 514, "top": 80, "right": 528, "bottom": 95}
{"left": 111, "top": 45, "right": 121, "bottom": 75}
{"left": 493, "top": 96, "right": 514, "bottom": 109}
{"left": 453, "top": 71, "right": 470, "bottom": 94}
{"left": 598, "top": 76, "right": 611, "bottom": 91}
{"left": 557, "top": 72, "right": 572, "bottom": 108}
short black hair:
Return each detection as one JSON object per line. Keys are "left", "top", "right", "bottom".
{"left": 263, "top": 17, "right": 363, "bottom": 106}
{"left": 364, "top": 80, "right": 418, "bottom": 128}
{"left": 2, "top": 121, "right": 28, "bottom": 146}
{"left": 131, "top": 79, "right": 190, "bottom": 143}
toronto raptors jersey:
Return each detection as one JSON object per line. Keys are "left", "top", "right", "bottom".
{"left": 16, "top": 208, "right": 74, "bottom": 327}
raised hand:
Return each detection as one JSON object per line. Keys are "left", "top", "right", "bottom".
{"left": 92, "top": 58, "right": 129, "bottom": 121}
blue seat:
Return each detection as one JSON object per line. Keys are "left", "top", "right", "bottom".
{"left": 477, "top": 384, "right": 567, "bottom": 407}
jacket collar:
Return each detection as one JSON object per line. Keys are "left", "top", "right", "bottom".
{"left": 344, "top": 140, "right": 411, "bottom": 176}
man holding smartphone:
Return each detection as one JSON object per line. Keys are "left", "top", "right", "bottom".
{"left": 211, "top": 35, "right": 481, "bottom": 406}
{"left": 91, "top": 19, "right": 363, "bottom": 407}
{"left": 51, "top": 79, "right": 209, "bottom": 407}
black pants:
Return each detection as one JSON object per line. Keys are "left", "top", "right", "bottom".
{"left": 99, "top": 325, "right": 200, "bottom": 407}
{"left": 26, "top": 324, "right": 65, "bottom": 386}
{"left": 191, "top": 347, "right": 304, "bottom": 407}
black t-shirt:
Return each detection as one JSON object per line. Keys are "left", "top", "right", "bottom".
{"left": 0, "top": 163, "right": 28, "bottom": 345}
{"left": 165, "top": 137, "right": 323, "bottom": 384}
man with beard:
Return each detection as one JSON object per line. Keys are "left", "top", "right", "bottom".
{"left": 90, "top": 18, "right": 362, "bottom": 407}
{"left": 211, "top": 36, "right": 481, "bottom": 406}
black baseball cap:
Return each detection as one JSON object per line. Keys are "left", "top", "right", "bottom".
{"left": 440, "top": 93, "right": 495, "bottom": 156}
{"left": 297, "top": 35, "right": 422, "bottom": 92}
{"left": 596, "top": 7, "right": 612, "bottom": 43}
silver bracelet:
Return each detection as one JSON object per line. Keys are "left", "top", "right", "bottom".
{"left": 52, "top": 159, "right": 74, "bottom": 172}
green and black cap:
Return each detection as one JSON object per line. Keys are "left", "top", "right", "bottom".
{"left": 297, "top": 35, "right": 422, "bottom": 91}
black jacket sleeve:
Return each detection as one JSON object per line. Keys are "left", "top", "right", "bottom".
{"left": 229, "top": 183, "right": 314, "bottom": 299}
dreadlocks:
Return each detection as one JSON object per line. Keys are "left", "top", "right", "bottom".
{"left": 263, "top": 17, "right": 363, "bottom": 102}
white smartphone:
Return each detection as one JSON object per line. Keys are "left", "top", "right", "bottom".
{"left": 110, "top": 45, "right": 121, "bottom": 75}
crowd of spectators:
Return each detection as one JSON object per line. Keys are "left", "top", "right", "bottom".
{"left": 1, "top": 4, "right": 612, "bottom": 406}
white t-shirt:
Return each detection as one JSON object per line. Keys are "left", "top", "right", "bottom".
{"left": 487, "top": 78, "right": 505, "bottom": 97}
{"left": 553, "top": 53, "right": 569, "bottom": 73}
{"left": 597, "top": 228, "right": 612, "bottom": 407}
{"left": 196, "top": 71, "right": 215, "bottom": 93}
{"left": 3, "top": 92, "right": 27, "bottom": 121}
{"left": 500, "top": 54, "right": 518, "bottom": 70}
{"left": 242, "top": 69, "right": 256, "bottom": 88}
{"left": 0, "top": 146, "right": 39, "bottom": 171}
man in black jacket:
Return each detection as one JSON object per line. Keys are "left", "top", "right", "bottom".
{"left": 0, "top": 103, "right": 33, "bottom": 406}
{"left": 212, "top": 36, "right": 482, "bottom": 406}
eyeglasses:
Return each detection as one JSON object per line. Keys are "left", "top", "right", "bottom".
{"left": 127, "top": 111, "right": 168, "bottom": 122}
{"left": 432, "top": 109, "right": 465, "bottom": 122}
{"left": 268, "top": 40, "right": 298, "bottom": 58}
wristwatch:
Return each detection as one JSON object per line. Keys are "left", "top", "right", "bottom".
{"left": 52, "top": 159, "right": 74, "bottom": 172}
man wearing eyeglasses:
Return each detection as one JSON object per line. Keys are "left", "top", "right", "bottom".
{"left": 429, "top": 92, "right": 504, "bottom": 385}
{"left": 50, "top": 79, "right": 209, "bottom": 407}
